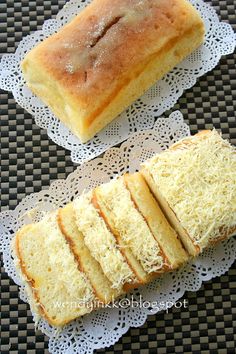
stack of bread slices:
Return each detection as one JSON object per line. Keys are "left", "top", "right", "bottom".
{"left": 13, "top": 130, "right": 236, "bottom": 326}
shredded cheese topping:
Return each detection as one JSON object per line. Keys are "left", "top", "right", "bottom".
{"left": 73, "top": 193, "right": 134, "bottom": 289}
{"left": 41, "top": 213, "right": 94, "bottom": 303}
{"left": 97, "top": 178, "right": 164, "bottom": 273}
{"left": 143, "top": 131, "right": 236, "bottom": 249}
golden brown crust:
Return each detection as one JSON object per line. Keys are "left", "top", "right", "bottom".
{"left": 165, "top": 200, "right": 200, "bottom": 255}
{"left": 84, "top": 25, "right": 203, "bottom": 126}
{"left": 57, "top": 206, "right": 120, "bottom": 305}
{"left": 22, "top": 0, "right": 204, "bottom": 141}
{"left": 57, "top": 208, "right": 83, "bottom": 270}
{"left": 28, "top": 0, "right": 203, "bottom": 108}
{"left": 140, "top": 167, "right": 200, "bottom": 257}
{"left": 124, "top": 173, "right": 189, "bottom": 267}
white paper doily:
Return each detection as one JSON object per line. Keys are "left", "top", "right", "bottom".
{"left": 0, "top": 0, "right": 235, "bottom": 164}
{"left": 1, "top": 111, "right": 236, "bottom": 354}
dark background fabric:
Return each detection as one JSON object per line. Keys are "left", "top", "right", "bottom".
{"left": 0, "top": 0, "right": 235, "bottom": 353}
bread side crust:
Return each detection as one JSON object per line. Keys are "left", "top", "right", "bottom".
{"left": 123, "top": 174, "right": 171, "bottom": 271}
{"left": 84, "top": 24, "right": 205, "bottom": 130}
{"left": 209, "top": 226, "right": 236, "bottom": 246}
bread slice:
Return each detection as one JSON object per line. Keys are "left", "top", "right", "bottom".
{"left": 94, "top": 177, "right": 166, "bottom": 278}
{"left": 13, "top": 213, "right": 95, "bottom": 327}
{"left": 73, "top": 192, "right": 136, "bottom": 290}
{"left": 91, "top": 191, "right": 152, "bottom": 289}
{"left": 58, "top": 203, "right": 121, "bottom": 303}
{"left": 124, "top": 173, "right": 188, "bottom": 269}
{"left": 141, "top": 130, "right": 236, "bottom": 256}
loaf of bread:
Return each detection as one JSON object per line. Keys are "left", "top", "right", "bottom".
{"left": 12, "top": 130, "right": 236, "bottom": 327}
{"left": 21, "top": 0, "right": 205, "bottom": 143}
{"left": 13, "top": 173, "right": 187, "bottom": 326}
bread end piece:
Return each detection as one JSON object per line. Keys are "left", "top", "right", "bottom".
{"left": 140, "top": 168, "right": 200, "bottom": 257}
{"left": 12, "top": 225, "right": 44, "bottom": 321}
{"left": 13, "top": 216, "right": 94, "bottom": 327}
{"left": 141, "top": 130, "right": 236, "bottom": 256}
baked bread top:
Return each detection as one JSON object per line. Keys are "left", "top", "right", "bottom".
{"left": 22, "top": 0, "right": 204, "bottom": 125}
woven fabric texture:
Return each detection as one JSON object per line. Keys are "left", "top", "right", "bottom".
{"left": 0, "top": 0, "right": 236, "bottom": 353}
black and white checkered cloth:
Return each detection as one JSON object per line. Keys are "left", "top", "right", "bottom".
{"left": 0, "top": 0, "right": 236, "bottom": 353}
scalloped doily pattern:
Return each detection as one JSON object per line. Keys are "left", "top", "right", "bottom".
{"left": 1, "top": 111, "right": 236, "bottom": 354}
{"left": 0, "top": 0, "right": 235, "bottom": 164}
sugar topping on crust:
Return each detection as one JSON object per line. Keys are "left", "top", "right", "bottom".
{"left": 34, "top": 0, "right": 202, "bottom": 106}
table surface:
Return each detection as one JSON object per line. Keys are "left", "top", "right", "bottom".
{"left": 0, "top": 1, "right": 236, "bottom": 353}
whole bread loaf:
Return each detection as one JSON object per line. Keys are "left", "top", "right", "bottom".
{"left": 21, "top": 0, "right": 205, "bottom": 142}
